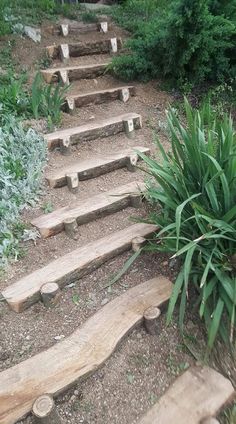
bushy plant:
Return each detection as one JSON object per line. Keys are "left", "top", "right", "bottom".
{"left": 0, "top": 117, "right": 47, "bottom": 267}
{"left": 138, "top": 99, "right": 236, "bottom": 348}
{"left": 0, "top": 73, "right": 30, "bottom": 121}
{"left": 112, "top": 0, "right": 236, "bottom": 88}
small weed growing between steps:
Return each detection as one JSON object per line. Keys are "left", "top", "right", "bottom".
{"left": 0, "top": 117, "right": 47, "bottom": 268}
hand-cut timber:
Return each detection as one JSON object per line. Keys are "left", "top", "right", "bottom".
{"left": 41, "top": 62, "right": 110, "bottom": 84}
{"left": 45, "top": 113, "right": 142, "bottom": 150}
{"left": 45, "top": 21, "right": 111, "bottom": 36}
{"left": 31, "top": 181, "right": 145, "bottom": 238}
{"left": 65, "top": 86, "right": 136, "bottom": 110}
{"left": 143, "top": 306, "right": 161, "bottom": 334}
{"left": 63, "top": 218, "right": 78, "bottom": 238}
{"left": 132, "top": 236, "right": 146, "bottom": 252}
{"left": 46, "top": 146, "right": 149, "bottom": 189}
{"left": 46, "top": 38, "right": 122, "bottom": 60}
{"left": 138, "top": 366, "right": 235, "bottom": 424}
{"left": 32, "top": 394, "right": 64, "bottom": 424}
{"left": 0, "top": 276, "right": 172, "bottom": 424}
{"left": 1, "top": 223, "right": 157, "bottom": 312}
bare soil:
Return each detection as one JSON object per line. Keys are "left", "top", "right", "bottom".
{"left": 0, "top": 16, "right": 230, "bottom": 424}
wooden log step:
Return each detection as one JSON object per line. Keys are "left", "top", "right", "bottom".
{"left": 46, "top": 38, "right": 122, "bottom": 60}
{"left": 138, "top": 366, "right": 235, "bottom": 424}
{"left": 0, "top": 276, "right": 172, "bottom": 424}
{"left": 65, "top": 86, "right": 136, "bottom": 110}
{"left": 46, "top": 21, "right": 110, "bottom": 36}
{"left": 45, "top": 112, "right": 142, "bottom": 150}
{"left": 31, "top": 181, "right": 146, "bottom": 238}
{"left": 1, "top": 223, "right": 157, "bottom": 312}
{"left": 41, "top": 62, "right": 110, "bottom": 84}
{"left": 46, "top": 146, "right": 150, "bottom": 189}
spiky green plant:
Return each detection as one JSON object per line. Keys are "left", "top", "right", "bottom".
{"left": 138, "top": 99, "right": 236, "bottom": 349}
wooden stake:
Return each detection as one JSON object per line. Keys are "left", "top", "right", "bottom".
{"left": 32, "top": 394, "right": 64, "bottom": 424}
{"left": 59, "top": 44, "right": 69, "bottom": 64}
{"left": 66, "top": 172, "right": 79, "bottom": 193}
{"left": 119, "top": 87, "right": 130, "bottom": 103}
{"left": 60, "top": 24, "right": 69, "bottom": 37}
{"left": 59, "top": 137, "right": 71, "bottom": 155}
{"left": 110, "top": 37, "right": 118, "bottom": 53}
{"left": 132, "top": 236, "right": 146, "bottom": 252}
{"left": 63, "top": 218, "right": 78, "bottom": 238}
{"left": 123, "top": 118, "right": 134, "bottom": 138}
{"left": 59, "top": 70, "right": 69, "bottom": 86}
{"left": 130, "top": 194, "right": 142, "bottom": 208}
{"left": 143, "top": 306, "right": 161, "bottom": 335}
{"left": 127, "top": 153, "right": 138, "bottom": 172}
{"left": 99, "top": 22, "right": 108, "bottom": 33}
{"left": 66, "top": 97, "right": 75, "bottom": 115}
{"left": 40, "top": 283, "right": 61, "bottom": 309}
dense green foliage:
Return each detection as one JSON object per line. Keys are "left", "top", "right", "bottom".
{"left": 0, "top": 0, "right": 81, "bottom": 35}
{"left": 0, "top": 118, "right": 47, "bottom": 267}
{"left": 0, "top": 72, "right": 68, "bottom": 129}
{"left": 138, "top": 100, "right": 236, "bottom": 348}
{"left": 111, "top": 0, "right": 236, "bottom": 88}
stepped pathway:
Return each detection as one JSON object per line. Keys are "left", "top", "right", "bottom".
{"left": 1, "top": 17, "right": 233, "bottom": 424}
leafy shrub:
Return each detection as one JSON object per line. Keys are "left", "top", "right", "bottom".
{"left": 81, "top": 11, "right": 98, "bottom": 23}
{"left": 31, "top": 72, "right": 69, "bottom": 129}
{"left": 0, "top": 73, "right": 30, "bottom": 121}
{"left": 0, "top": 117, "right": 47, "bottom": 268}
{"left": 112, "top": 0, "right": 236, "bottom": 88}
{"left": 138, "top": 99, "right": 236, "bottom": 348}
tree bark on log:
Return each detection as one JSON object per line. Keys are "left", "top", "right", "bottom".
{"left": 32, "top": 394, "right": 64, "bottom": 424}
{"left": 40, "top": 283, "right": 61, "bottom": 308}
{"left": 143, "top": 306, "right": 161, "bottom": 335}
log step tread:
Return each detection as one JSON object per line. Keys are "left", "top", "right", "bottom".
{"left": 1, "top": 223, "right": 157, "bottom": 312}
{"left": 46, "top": 146, "right": 150, "bottom": 188}
{"left": 138, "top": 366, "right": 235, "bottom": 424}
{"left": 31, "top": 181, "right": 145, "bottom": 238}
{"left": 45, "top": 112, "right": 142, "bottom": 150}
{"left": 0, "top": 277, "right": 172, "bottom": 424}
{"left": 47, "top": 38, "right": 122, "bottom": 59}
{"left": 66, "top": 86, "right": 136, "bottom": 108}
{"left": 41, "top": 62, "right": 110, "bottom": 83}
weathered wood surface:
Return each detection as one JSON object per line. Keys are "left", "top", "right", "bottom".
{"left": 45, "top": 21, "right": 111, "bottom": 35}
{"left": 31, "top": 181, "right": 145, "bottom": 238}
{"left": 46, "top": 146, "right": 150, "bottom": 188}
{"left": 0, "top": 277, "right": 172, "bottom": 424}
{"left": 46, "top": 38, "right": 122, "bottom": 60}
{"left": 138, "top": 366, "right": 235, "bottom": 424}
{"left": 65, "top": 86, "right": 136, "bottom": 109}
{"left": 45, "top": 113, "right": 142, "bottom": 150}
{"left": 1, "top": 223, "right": 157, "bottom": 312}
{"left": 41, "top": 62, "right": 109, "bottom": 84}
{"left": 32, "top": 394, "right": 64, "bottom": 424}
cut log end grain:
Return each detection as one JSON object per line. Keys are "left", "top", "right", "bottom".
{"left": 130, "top": 194, "right": 143, "bottom": 209}
{"left": 40, "top": 283, "right": 61, "bottom": 308}
{"left": 144, "top": 306, "right": 161, "bottom": 335}
{"left": 32, "top": 394, "right": 64, "bottom": 424}
{"left": 63, "top": 218, "right": 78, "bottom": 238}
{"left": 132, "top": 236, "right": 146, "bottom": 252}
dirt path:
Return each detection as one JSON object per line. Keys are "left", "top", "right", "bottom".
{"left": 0, "top": 18, "right": 198, "bottom": 424}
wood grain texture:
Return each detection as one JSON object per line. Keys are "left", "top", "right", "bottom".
{"left": 45, "top": 113, "right": 142, "bottom": 150}
{"left": 46, "top": 146, "right": 150, "bottom": 188}
{"left": 0, "top": 276, "right": 172, "bottom": 424}
{"left": 138, "top": 366, "right": 235, "bottom": 424}
{"left": 66, "top": 86, "right": 136, "bottom": 109}
{"left": 69, "top": 38, "right": 122, "bottom": 57}
{"left": 31, "top": 181, "right": 145, "bottom": 238}
{"left": 1, "top": 223, "right": 157, "bottom": 312}
{"left": 41, "top": 62, "right": 110, "bottom": 84}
